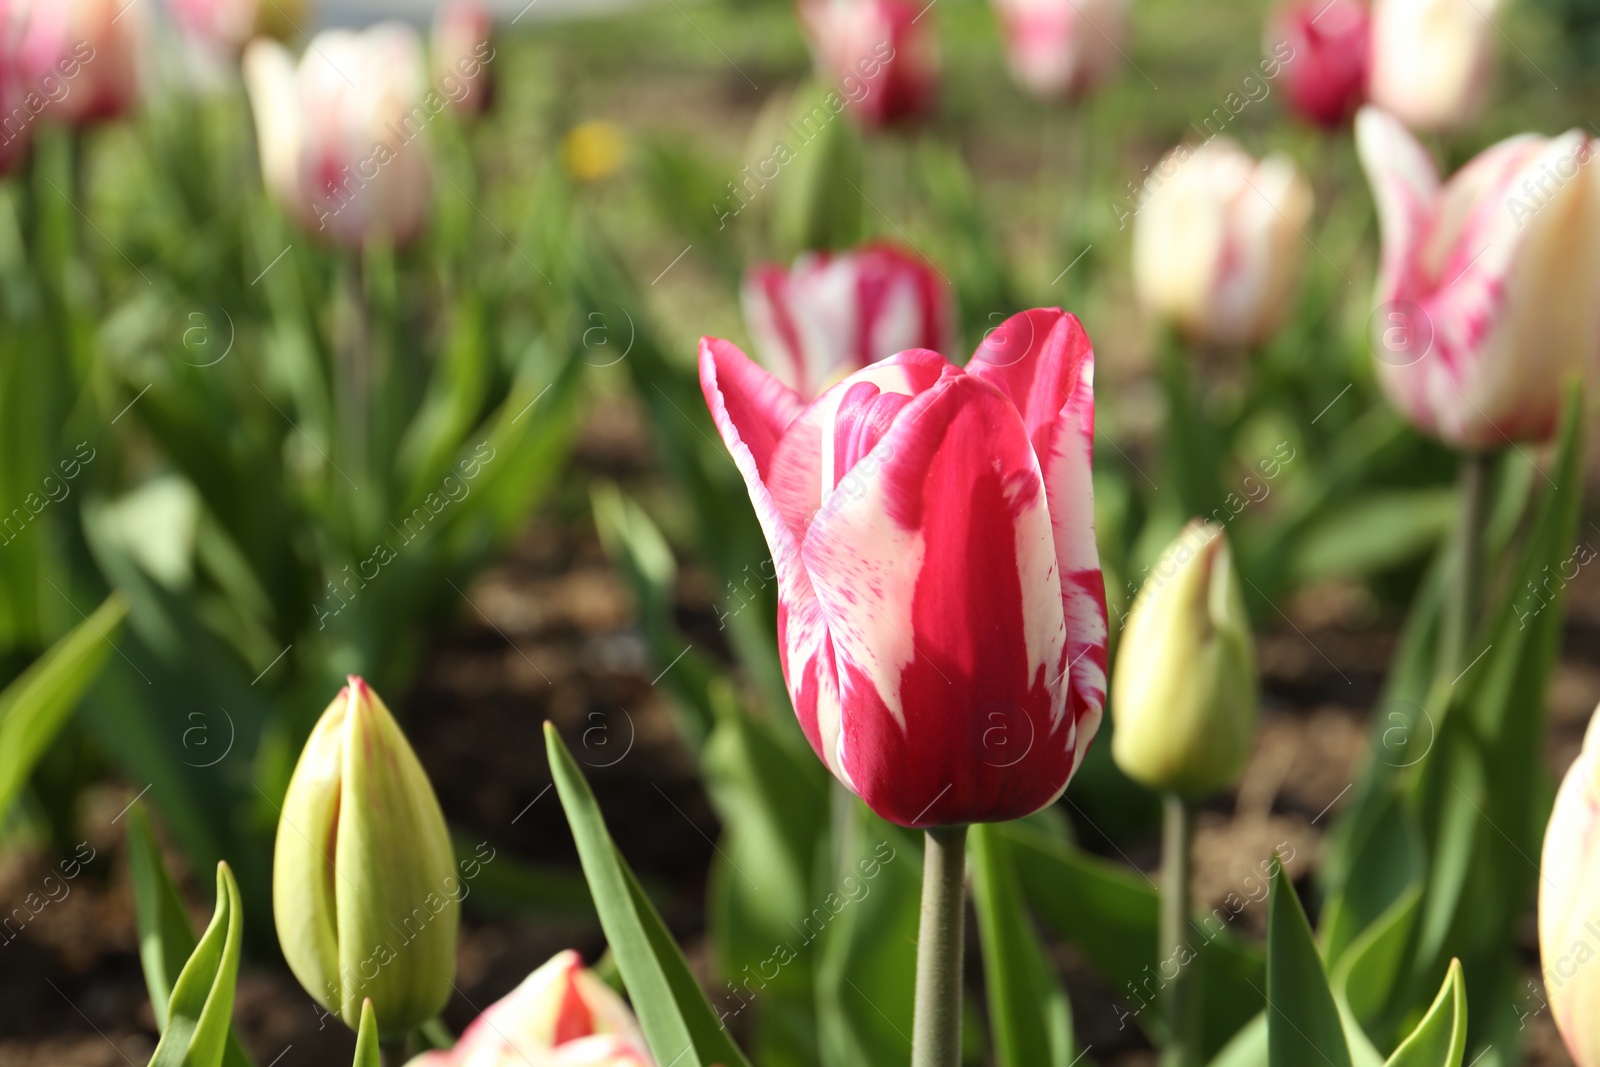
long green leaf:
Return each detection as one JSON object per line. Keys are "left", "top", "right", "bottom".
{"left": 352, "top": 1000, "right": 382, "bottom": 1067}
{"left": 149, "top": 862, "right": 244, "bottom": 1067}
{"left": 1267, "top": 862, "right": 1350, "bottom": 1067}
{"left": 971, "top": 823, "right": 1074, "bottom": 1067}
{"left": 1384, "top": 961, "right": 1466, "bottom": 1067}
{"left": 544, "top": 723, "right": 753, "bottom": 1067}
{"left": 0, "top": 593, "right": 128, "bottom": 820}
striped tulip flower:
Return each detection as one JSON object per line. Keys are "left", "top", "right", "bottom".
{"left": 1356, "top": 107, "right": 1600, "bottom": 449}
{"left": 244, "top": 23, "right": 434, "bottom": 248}
{"left": 798, "top": 0, "right": 938, "bottom": 128}
{"left": 989, "top": 0, "right": 1128, "bottom": 100}
{"left": 16, "top": 0, "right": 145, "bottom": 125}
{"left": 700, "top": 308, "right": 1108, "bottom": 828}
{"left": 1541, "top": 702, "right": 1600, "bottom": 1067}
{"left": 741, "top": 243, "right": 956, "bottom": 400}
{"left": 1368, "top": 0, "right": 1499, "bottom": 131}
{"left": 1131, "top": 138, "right": 1314, "bottom": 348}
{"left": 408, "top": 951, "right": 653, "bottom": 1067}
{"left": 432, "top": 1, "right": 495, "bottom": 116}
{"left": 1265, "top": 0, "right": 1369, "bottom": 128}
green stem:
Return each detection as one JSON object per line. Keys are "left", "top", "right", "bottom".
{"left": 1161, "top": 794, "right": 1200, "bottom": 1067}
{"left": 1439, "top": 451, "right": 1492, "bottom": 678}
{"left": 911, "top": 824, "right": 969, "bottom": 1067}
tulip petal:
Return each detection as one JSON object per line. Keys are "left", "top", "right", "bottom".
{"left": 802, "top": 373, "right": 1072, "bottom": 826}
{"left": 1357, "top": 106, "right": 1442, "bottom": 300}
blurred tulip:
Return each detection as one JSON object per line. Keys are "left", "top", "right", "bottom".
{"left": 561, "top": 120, "right": 627, "bottom": 183}
{"left": 1542, "top": 703, "right": 1600, "bottom": 1067}
{"left": 741, "top": 243, "right": 956, "bottom": 399}
{"left": 408, "top": 951, "right": 654, "bottom": 1067}
{"left": 1131, "top": 138, "right": 1313, "bottom": 348}
{"left": 699, "top": 307, "right": 1108, "bottom": 828}
{"left": 243, "top": 23, "right": 434, "bottom": 248}
{"left": 167, "top": 0, "right": 307, "bottom": 53}
{"left": 1111, "top": 521, "right": 1257, "bottom": 797}
{"left": 432, "top": 1, "right": 495, "bottom": 116}
{"left": 1368, "top": 0, "right": 1499, "bottom": 131}
{"left": 16, "top": 0, "right": 144, "bottom": 125}
{"left": 798, "top": 0, "right": 938, "bottom": 128}
{"left": 1356, "top": 107, "right": 1600, "bottom": 450}
{"left": 989, "top": 0, "right": 1128, "bottom": 100}
{"left": 274, "top": 677, "right": 459, "bottom": 1036}
{"left": 1264, "top": 0, "right": 1369, "bottom": 128}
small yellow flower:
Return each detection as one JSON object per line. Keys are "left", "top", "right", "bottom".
{"left": 562, "top": 121, "right": 628, "bottom": 183}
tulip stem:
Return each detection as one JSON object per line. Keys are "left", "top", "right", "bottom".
{"left": 911, "top": 824, "right": 968, "bottom": 1067}
{"left": 1440, "top": 451, "right": 1492, "bottom": 678}
{"left": 1160, "top": 793, "right": 1200, "bottom": 1067}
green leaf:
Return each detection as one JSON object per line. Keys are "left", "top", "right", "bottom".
{"left": 970, "top": 823, "right": 1074, "bottom": 1067}
{"left": 1267, "top": 861, "right": 1350, "bottom": 1067}
{"left": 1331, "top": 885, "right": 1423, "bottom": 1036}
{"left": 1384, "top": 961, "right": 1466, "bottom": 1067}
{"left": 0, "top": 593, "right": 128, "bottom": 822}
{"left": 352, "top": 1000, "right": 382, "bottom": 1067}
{"left": 149, "top": 861, "right": 244, "bottom": 1067}
{"left": 1288, "top": 489, "right": 1457, "bottom": 584}
{"left": 544, "top": 723, "right": 753, "bottom": 1067}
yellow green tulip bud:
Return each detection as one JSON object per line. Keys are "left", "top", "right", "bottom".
{"left": 1111, "top": 520, "right": 1257, "bottom": 797}
{"left": 273, "top": 676, "right": 459, "bottom": 1036}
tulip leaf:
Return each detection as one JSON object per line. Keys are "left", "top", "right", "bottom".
{"left": 970, "top": 823, "right": 1075, "bottom": 1067}
{"left": 0, "top": 593, "right": 128, "bottom": 822}
{"left": 127, "top": 805, "right": 257, "bottom": 1067}
{"left": 1288, "top": 489, "right": 1458, "bottom": 585}
{"left": 1331, "top": 884, "right": 1424, "bottom": 1036}
{"left": 149, "top": 862, "right": 244, "bottom": 1067}
{"left": 1383, "top": 961, "right": 1466, "bottom": 1067}
{"left": 352, "top": 1000, "right": 382, "bottom": 1067}
{"left": 545, "top": 723, "right": 754, "bottom": 1067}
{"left": 1267, "top": 862, "right": 1350, "bottom": 1067}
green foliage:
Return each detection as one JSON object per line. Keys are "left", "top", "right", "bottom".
{"left": 147, "top": 862, "right": 244, "bottom": 1067}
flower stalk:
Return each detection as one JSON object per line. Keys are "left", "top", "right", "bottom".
{"left": 1160, "top": 793, "right": 1200, "bottom": 1067}
{"left": 911, "top": 824, "right": 969, "bottom": 1067}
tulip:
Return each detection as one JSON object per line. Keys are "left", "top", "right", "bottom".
{"left": 1541, "top": 702, "right": 1600, "bottom": 1067}
{"left": 1264, "top": 0, "right": 1369, "bottom": 128}
{"left": 243, "top": 24, "right": 434, "bottom": 248}
{"left": 167, "top": 0, "right": 308, "bottom": 53}
{"left": 741, "top": 243, "right": 956, "bottom": 400}
{"left": 274, "top": 677, "right": 459, "bottom": 1036}
{"left": 15, "top": 0, "right": 144, "bottom": 125}
{"left": 1131, "top": 138, "right": 1313, "bottom": 349}
{"left": 1355, "top": 107, "right": 1600, "bottom": 450}
{"left": 408, "top": 951, "right": 654, "bottom": 1067}
{"left": 1367, "top": 0, "right": 1499, "bottom": 131}
{"left": 699, "top": 307, "right": 1108, "bottom": 828}
{"left": 432, "top": 1, "right": 495, "bottom": 116}
{"left": 989, "top": 0, "right": 1128, "bottom": 100}
{"left": 798, "top": 0, "right": 938, "bottom": 128}
{"left": 1111, "top": 520, "right": 1256, "bottom": 797}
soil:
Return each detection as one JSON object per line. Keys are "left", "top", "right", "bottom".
{"left": 0, "top": 392, "right": 1593, "bottom": 1067}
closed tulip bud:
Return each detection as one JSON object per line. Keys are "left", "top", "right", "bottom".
{"left": 274, "top": 677, "right": 459, "bottom": 1036}
{"left": 432, "top": 1, "right": 495, "bottom": 116}
{"left": 799, "top": 0, "right": 938, "bottom": 128}
{"left": 701, "top": 307, "right": 1109, "bottom": 828}
{"left": 1111, "top": 521, "right": 1256, "bottom": 798}
{"left": 1265, "top": 0, "right": 1369, "bottom": 128}
{"left": 1132, "top": 139, "right": 1313, "bottom": 348}
{"left": 18, "top": 0, "right": 145, "bottom": 125}
{"left": 1368, "top": 0, "right": 1499, "bottom": 131}
{"left": 741, "top": 243, "right": 956, "bottom": 400}
{"left": 990, "top": 0, "right": 1128, "bottom": 100}
{"left": 408, "top": 951, "right": 654, "bottom": 1067}
{"left": 1356, "top": 107, "right": 1600, "bottom": 450}
{"left": 1541, "top": 703, "right": 1600, "bottom": 1067}
{"left": 243, "top": 24, "right": 434, "bottom": 248}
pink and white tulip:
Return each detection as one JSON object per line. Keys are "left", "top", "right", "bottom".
{"left": 700, "top": 308, "right": 1108, "bottom": 828}
{"left": 1264, "top": 0, "right": 1369, "bottom": 128}
{"left": 1131, "top": 138, "right": 1314, "bottom": 348}
{"left": 432, "top": 1, "right": 495, "bottom": 116}
{"left": 1541, "top": 703, "right": 1600, "bottom": 1067}
{"left": 1356, "top": 107, "right": 1600, "bottom": 450}
{"left": 989, "top": 0, "right": 1128, "bottom": 100}
{"left": 798, "top": 0, "right": 938, "bottom": 128}
{"left": 1367, "top": 0, "right": 1499, "bottom": 131}
{"left": 16, "top": 0, "right": 145, "bottom": 125}
{"left": 408, "top": 951, "right": 654, "bottom": 1067}
{"left": 243, "top": 24, "right": 434, "bottom": 248}
{"left": 741, "top": 243, "right": 956, "bottom": 400}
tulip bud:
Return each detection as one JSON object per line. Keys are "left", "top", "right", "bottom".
{"left": 1131, "top": 138, "right": 1314, "bottom": 348}
{"left": 1111, "top": 521, "right": 1257, "bottom": 797}
{"left": 1368, "top": 0, "right": 1500, "bottom": 131}
{"left": 273, "top": 677, "right": 459, "bottom": 1036}
{"left": 407, "top": 951, "right": 654, "bottom": 1067}
{"left": 990, "top": 0, "right": 1128, "bottom": 100}
{"left": 432, "top": 1, "right": 495, "bottom": 116}
{"left": 798, "top": 0, "right": 939, "bottom": 128}
{"left": 1264, "top": 0, "right": 1369, "bottom": 128}
{"left": 18, "top": 0, "right": 145, "bottom": 126}
{"left": 1541, "top": 703, "right": 1600, "bottom": 1066}
{"left": 1356, "top": 107, "right": 1600, "bottom": 450}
